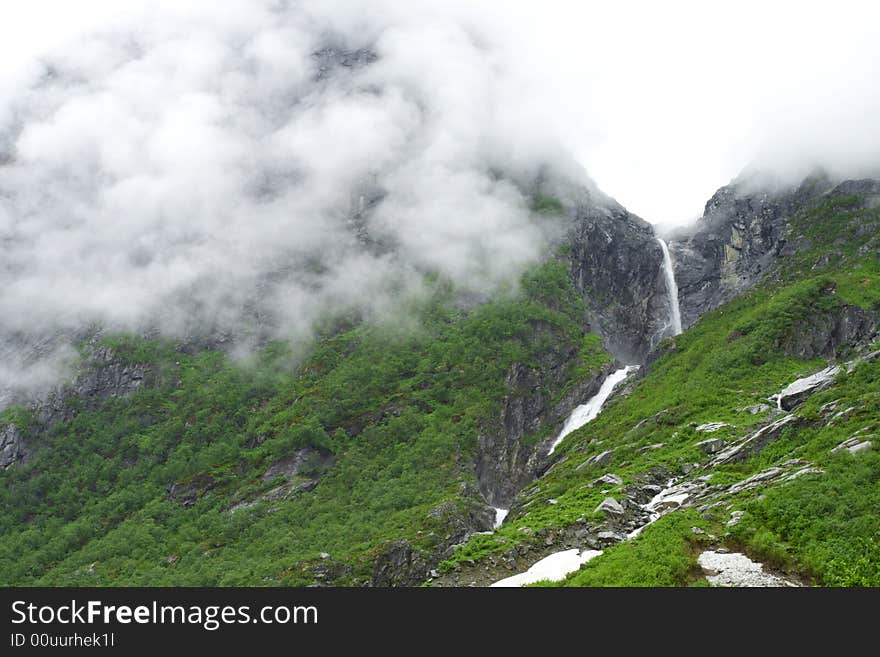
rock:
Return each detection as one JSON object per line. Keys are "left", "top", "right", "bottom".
{"left": 777, "top": 366, "right": 840, "bottom": 411}
{"left": 597, "top": 530, "right": 626, "bottom": 545}
{"left": 594, "top": 497, "right": 625, "bottom": 515}
{"left": 371, "top": 539, "right": 430, "bottom": 587}
{"left": 780, "top": 304, "right": 876, "bottom": 361}
{"left": 672, "top": 173, "right": 837, "bottom": 329}
{"left": 262, "top": 447, "right": 334, "bottom": 481}
{"left": 167, "top": 473, "right": 219, "bottom": 507}
{"left": 691, "top": 527, "right": 706, "bottom": 535}
{"left": 725, "top": 468, "right": 786, "bottom": 496}
{"left": 476, "top": 350, "right": 613, "bottom": 506}
{"left": 725, "top": 510, "right": 745, "bottom": 527}
{"left": 565, "top": 194, "right": 672, "bottom": 361}
{"left": 698, "top": 551, "right": 799, "bottom": 587}
{"left": 695, "top": 422, "right": 730, "bottom": 433}
{"left": 591, "top": 473, "right": 623, "bottom": 487}
{"left": 681, "top": 462, "right": 699, "bottom": 474}
{"left": 696, "top": 438, "right": 727, "bottom": 454}
{"left": 319, "top": 552, "right": 331, "bottom": 560}
{"left": 0, "top": 423, "right": 27, "bottom": 468}
{"left": 547, "top": 498, "right": 558, "bottom": 505}
{"left": 737, "top": 403, "right": 771, "bottom": 415}
{"left": 638, "top": 443, "right": 665, "bottom": 453}
{"left": 832, "top": 437, "right": 874, "bottom": 454}
{"left": 712, "top": 414, "right": 801, "bottom": 465}
{"left": 577, "top": 449, "right": 614, "bottom": 470}
{"left": 785, "top": 466, "right": 825, "bottom": 481}
{"left": 37, "top": 346, "right": 150, "bottom": 426}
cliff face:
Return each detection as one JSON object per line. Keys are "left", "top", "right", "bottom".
{"left": 670, "top": 175, "right": 880, "bottom": 329}
{"left": 565, "top": 199, "right": 670, "bottom": 363}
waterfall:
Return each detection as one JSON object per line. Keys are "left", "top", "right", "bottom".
{"left": 656, "top": 238, "right": 683, "bottom": 336}
{"left": 548, "top": 365, "right": 638, "bottom": 455}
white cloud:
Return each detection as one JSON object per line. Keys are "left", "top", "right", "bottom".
{"left": 0, "top": 0, "right": 878, "bottom": 399}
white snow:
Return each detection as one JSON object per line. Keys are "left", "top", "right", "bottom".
{"left": 548, "top": 365, "right": 637, "bottom": 455}
{"left": 493, "top": 507, "right": 509, "bottom": 529}
{"left": 490, "top": 548, "right": 603, "bottom": 587}
{"left": 657, "top": 238, "right": 683, "bottom": 336}
{"left": 698, "top": 551, "right": 799, "bottom": 587}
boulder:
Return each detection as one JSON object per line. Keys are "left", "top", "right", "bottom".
{"left": 777, "top": 366, "right": 840, "bottom": 411}
{"left": 696, "top": 438, "right": 727, "bottom": 454}
{"left": 832, "top": 437, "right": 874, "bottom": 454}
{"left": 712, "top": 414, "right": 800, "bottom": 465}
{"left": 591, "top": 473, "right": 623, "bottom": 487}
{"left": 695, "top": 422, "right": 730, "bottom": 433}
{"left": 577, "top": 449, "right": 614, "bottom": 470}
{"left": 594, "top": 497, "right": 625, "bottom": 515}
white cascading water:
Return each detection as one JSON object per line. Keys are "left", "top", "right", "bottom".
{"left": 547, "top": 365, "right": 638, "bottom": 455}
{"left": 656, "top": 238, "right": 683, "bottom": 337}
{"left": 492, "top": 507, "right": 509, "bottom": 529}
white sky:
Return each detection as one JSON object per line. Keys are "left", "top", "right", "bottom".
{"left": 1, "top": 0, "right": 879, "bottom": 226}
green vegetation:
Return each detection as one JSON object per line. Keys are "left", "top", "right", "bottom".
{"left": 538, "top": 511, "right": 711, "bottom": 587}
{"left": 532, "top": 194, "right": 565, "bottom": 216}
{"left": 446, "top": 193, "right": 880, "bottom": 584}
{"left": 2, "top": 190, "right": 879, "bottom": 587}
{"left": 0, "top": 261, "right": 609, "bottom": 585}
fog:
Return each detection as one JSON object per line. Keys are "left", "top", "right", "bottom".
{"left": 1, "top": 1, "right": 878, "bottom": 399}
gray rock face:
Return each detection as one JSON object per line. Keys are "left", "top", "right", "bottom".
{"left": 780, "top": 304, "right": 876, "bottom": 361}
{"left": 565, "top": 199, "right": 671, "bottom": 361}
{"left": 371, "top": 491, "right": 495, "bottom": 587}
{"left": 591, "top": 473, "right": 623, "bottom": 487}
{"left": 777, "top": 366, "right": 840, "bottom": 411}
{"left": 832, "top": 437, "right": 874, "bottom": 454}
{"left": 262, "top": 447, "right": 334, "bottom": 481}
{"left": 0, "top": 423, "right": 27, "bottom": 468}
{"left": 696, "top": 438, "right": 727, "bottom": 455}
{"left": 712, "top": 414, "right": 801, "bottom": 465}
{"left": 475, "top": 348, "right": 616, "bottom": 506}
{"left": 594, "top": 497, "right": 625, "bottom": 515}
{"left": 668, "top": 175, "right": 880, "bottom": 328}
{"left": 36, "top": 346, "right": 149, "bottom": 426}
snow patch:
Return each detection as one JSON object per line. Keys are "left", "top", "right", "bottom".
{"left": 490, "top": 549, "right": 603, "bottom": 587}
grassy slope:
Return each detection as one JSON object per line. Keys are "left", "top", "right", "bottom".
{"left": 0, "top": 262, "right": 611, "bottom": 585}
{"left": 446, "top": 193, "right": 880, "bottom": 586}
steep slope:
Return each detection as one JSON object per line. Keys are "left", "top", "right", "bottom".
{"left": 0, "top": 233, "right": 651, "bottom": 586}
{"left": 435, "top": 178, "right": 880, "bottom": 587}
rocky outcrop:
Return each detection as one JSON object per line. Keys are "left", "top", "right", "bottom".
{"left": 776, "top": 366, "right": 840, "bottom": 411}
{"left": 666, "top": 175, "right": 880, "bottom": 328}
{"left": 262, "top": 447, "right": 334, "bottom": 481}
{"left": 36, "top": 346, "right": 150, "bottom": 426}
{"left": 371, "top": 488, "right": 495, "bottom": 586}
{"left": 475, "top": 327, "right": 617, "bottom": 506}
{"left": 669, "top": 175, "right": 833, "bottom": 327}
{"left": 711, "top": 414, "right": 801, "bottom": 465}
{"left": 565, "top": 198, "right": 671, "bottom": 361}
{"left": 780, "top": 304, "right": 876, "bottom": 360}
{"left": 0, "top": 423, "right": 27, "bottom": 468}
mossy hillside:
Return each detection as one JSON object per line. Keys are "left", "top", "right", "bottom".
{"left": 443, "top": 195, "right": 880, "bottom": 582}
{"left": 0, "top": 261, "right": 611, "bottom": 585}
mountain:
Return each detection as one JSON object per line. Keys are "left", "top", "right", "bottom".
{"left": 2, "top": 167, "right": 879, "bottom": 587}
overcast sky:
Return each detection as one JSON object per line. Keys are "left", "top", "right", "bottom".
{"left": 2, "top": 0, "right": 878, "bottom": 226}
